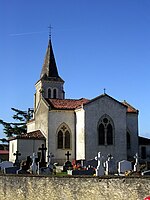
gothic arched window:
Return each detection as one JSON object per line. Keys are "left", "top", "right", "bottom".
{"left": 58, "top": 131, "right": 63, "bottom": 149}
{"left": 53, "top": 89, "right": 57, "bottom": 98}
{"left": 57, "top": 124, "right": 71, "bottom": 149}
{"left": 98, "top": 115, "right": 114, "bottom": 145}
{"left": 48, "top": 88, "right": 51, "bottom": 98}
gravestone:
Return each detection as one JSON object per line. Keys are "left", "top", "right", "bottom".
{"left": 63, "top": 151, "right": 73, "bottom": 172}
{"left": 0, "top": 161, "right": 14, "bottom": 171}
{"left": 118, "top": 160, "right": 132, "bottom": 174}
{"left": 38, "top": 152, "right": 55, "bottom": 175}
{"left": 141, "top": 170, "right": 150, "bottom": 176}
{"left": 105, "top": 154, "right": 114, "bottom": 175}
{"left": 13, "top": 150, "right": 21, "bottom": 167}
{"left": 30, "top": 153, "right": 38, "bottom": 174}
{"left": 39, "top": 144, "right": 47, "bottom": 168}
{"left": 85, "top": 159, "right": 98, "bottom": 168}
{"left": 95, "top": 152, "right": 104, "bottom": 176}
{"left": 134, "top": 153, "right": 140, "bottom": 172}
{"left": 4, "top": 166, "right": 20, "bottom": 174}
{"left": 17, "top": 160, "right": 31, "bottom": 174}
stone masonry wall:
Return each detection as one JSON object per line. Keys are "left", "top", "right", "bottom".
{"left": 0, "top": 175, "right": 149, "bottom": 200}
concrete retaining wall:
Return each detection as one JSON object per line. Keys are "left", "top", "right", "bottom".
{"left": 0, "top": 175, "right": 149, "bottom": 200}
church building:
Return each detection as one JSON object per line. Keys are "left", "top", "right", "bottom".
{"left": 9, "top": 38, "right": 139, "bottom": 166}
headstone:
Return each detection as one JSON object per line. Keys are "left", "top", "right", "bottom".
{"left": 39, "top": 144, "right": 47, "bottom": 168}
{"left": 30, "top": 153, "right": 38, "bottom": 174}
{"left": 105, "top": 154, "right": 114, "bottom": 175}
{"left": 4, "top": 166, "right": 20, "bottom": 174}
{"left": 86, "top": 159, "right": 97, "bottom": 168}
{"left": 47, "top": 152, "right": 54, "bottom": 173}
{"left": 134, "top": 153, "right": 140, "bottom": 172}
{"left": 63, "top": 151, "right": 73, "bottom": 172}
{"left": 118, "top": 160, "right": 132, "bottom": 174}
{"left": 141, "top": 170, "right": 150, "bottom": 176}
{"left": 95, "top": 152, "right": 105, "bottom": 176}
{"left": 13, "top": 150, "right": 21, "bottom": 167}
{"left": 0, "top": 161, "right": 14, "bottom": 171}
{"left": 17, "top": 160, "right": 31, "bottom": 174}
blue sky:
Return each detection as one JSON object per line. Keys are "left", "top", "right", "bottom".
{"left": 0, "top": 0, "right": 150, "bottom": 139}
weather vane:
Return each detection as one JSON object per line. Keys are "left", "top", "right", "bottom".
{"left": 48, "top": 25, "right": 53, "bottom": 40}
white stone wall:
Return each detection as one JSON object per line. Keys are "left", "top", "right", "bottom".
{"left": 9, "top": 139, "right": 45, "bottom": 163}
{"left": 35, "top": 98, "right": 49, "bottom": 139}
{"left": 35, "top": 81, "right": 42, "bottom": 109}
{"left": 27, "top": 120, "right": 35, "bottom": 133}
{"left": 9, "top": 140, "right": 18, "bottom": 162}
{"left": 84, "top": 95, "right": 127, "bottom": 167}
{"left": 75, "top": 108, "right": 85, "bottom": 160}
{"left": 48, "top": 110, "right": 75, "bottom": 164}
{"left": 126, "top": 113, "right": 139, "bottom": 158}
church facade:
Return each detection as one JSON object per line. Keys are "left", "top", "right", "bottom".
{"left": 26, "top": 39, "right": 139, "bottom": 165}
{"left": 9, "top": 39, "right": 140, "bottom": 167}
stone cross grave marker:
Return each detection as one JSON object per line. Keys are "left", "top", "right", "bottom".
{"left": 47, "top": 152, "right": 54, "bottom": 168}
{"left": 30, "top": 152, "right": 38, "bottom": 174}
{"left": 134, "top": 153, "right": 140, "bottom": 172}
{"left": 13, "top": 150, "right": 21, "bottom": 166}
{"left": 65, "top": 151, "right": 71, "bottom": 161}
{"left": 105, "top": 154, "right": 113, "bottom": 175}
{"left": 95, "top": 152, "right": 104, "bottom": 176}
{"left": 39, "top": 144, "right": 47, "bottom": 167}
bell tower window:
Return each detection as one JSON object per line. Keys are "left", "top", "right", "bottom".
{"left": 48, "top": 88, "right": 51, "bottom": 98}
{"left": 53, "top": 89, "right": 57, "bottom": 98}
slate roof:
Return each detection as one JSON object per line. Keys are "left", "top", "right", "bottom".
{"left": 45, "top": 98, "right": 89, "bottom": 110}
{"left": 40, "top": 39, "right": 64, "bottom": 82}
{"left": 9, "top": 130, "right": 45, "bottom": 141}
{"left": 122, "top": 101, "right": 138, "bottom": 114}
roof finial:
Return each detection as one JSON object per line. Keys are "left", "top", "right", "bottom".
{"left": 48, "top": 25, "right": 53, "bottom": 40}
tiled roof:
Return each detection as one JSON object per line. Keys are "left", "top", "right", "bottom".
{"left": 9, "top": 130, "right": 45, "bottom": 140}
{"left": 0, "top": 150, "right": 9, "bottom": 154}
{"left": 46, "top": 98, "right": 89, "bottom": 110}
{"left": 122, "top": 101, "right": 138, "bottom": 113}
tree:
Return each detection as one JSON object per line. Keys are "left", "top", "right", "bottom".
{"left": 0, "top": 108, "right": 33, "bottom": 138}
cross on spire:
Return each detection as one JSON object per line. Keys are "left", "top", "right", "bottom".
{"left": 65, "top": 151, "right": 71, "bottom": 161}
{"left": 104, "top": 88, "right": 106, "bottom": 94}
{"left": 48, "top": 25, "right": 53, "bottom": 40}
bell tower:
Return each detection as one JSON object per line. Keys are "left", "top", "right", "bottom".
{"left": 35, "top": 39, "right": 65, "bottom": 109}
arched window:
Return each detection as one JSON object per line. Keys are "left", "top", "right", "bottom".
{"left": 98, "top": 115, "right": 114, "bottom": 145}
{"left": 57, "top": 124, "right": 71, "bottom": 149}
{"left": 65, "top": 130, "right": 70, "bottom": 149}
{"left": 58, "top": 131, "right": 63, "bottom": 149}
{"left": 48, "top": 88, "right": 51, "bottom": 98}
{"left": 53, "top": 89, "right": 57, "bottom": 98}
{"left": 107, "top": 124, "right": 113, "bottom": 145}
{"left": 98, "top": 124, "right": 105, "bottom": 145}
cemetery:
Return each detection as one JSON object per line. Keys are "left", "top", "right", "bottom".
{"left": 0, "top": 142, "right": 150, "bottom": 177}
{"left": 0, "top": 144, "right": 150, "bottom": 199}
